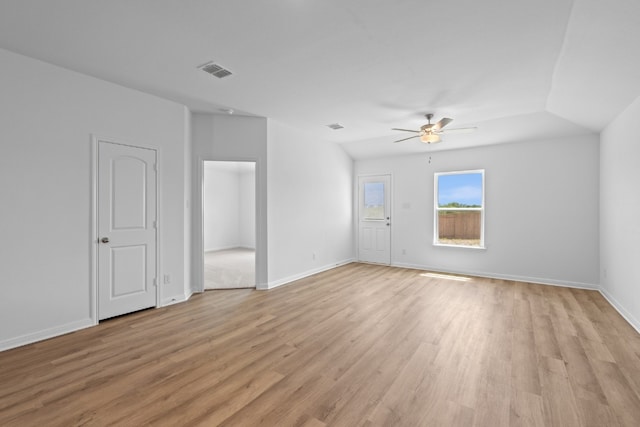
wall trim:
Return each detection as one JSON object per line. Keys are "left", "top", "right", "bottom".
{"left": 204, "top": 245, "right": 255, "bottom": 253}
{"left": 162, "top": 290, "right": 193, "bottom": 307}
{"left": 392, "top": 262, "right": 599, "bottom": 290}
{"left": 599, "top": 288, "right": 640, "bottom": 334}
{"left": 265, "top": 258, "right": 355, "bottom": 290}
{"left": 0, "top": 318, "right": 95, "bottom": 352}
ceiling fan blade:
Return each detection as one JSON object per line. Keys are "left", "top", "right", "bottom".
{"left": 391, "top": 128, "right": 419, "bottom": 133}
{"left": 440, "top": 127, "right": 477, "bottom": 134}
{"left": 433, "top": 117, "right": 453, "bottom": 131}
{"left": 394, "top": 135, "right": 420, "bottom": 143}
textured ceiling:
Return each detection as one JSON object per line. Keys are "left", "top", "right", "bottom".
{"left": 0, "top": 0, "right": 638, "bottom": 159}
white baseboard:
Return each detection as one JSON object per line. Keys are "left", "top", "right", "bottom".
{"left": 391, "top": 262, "right": 599, "bottom": 290}
{"left": 0, "top": 318, "right": 95, "bottom": 352}
{"left": 598, "top": 288, "right": 640, "bottom": 334}
{"left": 204, "top": 246, "right": 255, "bottom": 253}
{"left": 204, "top": 245, "right": 238, "bottom": 252}
{"left": 265, "top": 258, "right": 355, "bottom": 290}
{"left": 0, "top": 291, "right": 195, "bottom": 352}
{"left": 162, "top": 291, "right": 192, "bottom": 307}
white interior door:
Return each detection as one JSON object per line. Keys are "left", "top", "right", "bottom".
{"left": 98, "top": 140, "right": 157, "bottom": 320}
{"left": 358, "top": 175, "right": 391, "bottom": 264}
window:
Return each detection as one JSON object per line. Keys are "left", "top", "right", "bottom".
{"left": 434, "top": 170, "right": 484, "bottom": 248}
{"left": 363, "top": 181, "right": 385, "bottom": 220}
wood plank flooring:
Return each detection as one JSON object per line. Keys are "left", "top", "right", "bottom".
{"left": 1, "top": 263, "right": 640, "bottom": 426}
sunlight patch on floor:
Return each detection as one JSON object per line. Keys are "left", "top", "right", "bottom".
{"left": 420, "top": 272, "right": 472, "bottom": 282}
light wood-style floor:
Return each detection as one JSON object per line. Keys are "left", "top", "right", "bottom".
{"left": 1, "top": 263, "right": 640, "bottom": 426}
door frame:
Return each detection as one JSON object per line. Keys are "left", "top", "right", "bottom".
{"left": 356, "top": 173, "right": 392, "bottom": 265}
{"left": 194, "top": 156, "right": 260, "bottom": 293}
{"left": 90, "top": 135, "right": 161, "bottom": 324}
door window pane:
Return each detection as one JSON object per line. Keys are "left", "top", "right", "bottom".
{"left": 363, "top": 182, "right": 384, "bottom": 219}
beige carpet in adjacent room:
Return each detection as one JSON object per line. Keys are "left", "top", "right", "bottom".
{"left": 204, "top": 248, "right": 255, "bottom": 289}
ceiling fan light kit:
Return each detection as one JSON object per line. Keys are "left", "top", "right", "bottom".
{"left": 421, "top": 133, "right": 441, "bottom": 143}
{"left": 392, "top": 113, "right": 477, "bottom": 144}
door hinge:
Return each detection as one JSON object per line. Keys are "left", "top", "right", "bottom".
{"left": 153, "top": 163, "right": 158, "bottom": 172}
{"left": 153, "top": 220, "right": 158, "bottom": 229}
{"left": 153, "top": 278, "right": 158, "bottom": 287}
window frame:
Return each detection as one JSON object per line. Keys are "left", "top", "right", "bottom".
{"left": 433, "top": 169, "right": 485, "bottom": 249}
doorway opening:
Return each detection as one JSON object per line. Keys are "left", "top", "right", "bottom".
{"left": 203, "top": 161, "right": 256, "bottom": 289}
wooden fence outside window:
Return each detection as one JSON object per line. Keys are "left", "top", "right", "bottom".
{"left": 438, "top": 211, "right": 481, "bottom": 240}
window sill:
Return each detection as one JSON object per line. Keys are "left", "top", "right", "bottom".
{"left": 433, "top": 243, "right": 486, "bottom": 250}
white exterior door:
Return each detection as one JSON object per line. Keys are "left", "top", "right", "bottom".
{"left": 97, "top": 140, "right": 157, "bottom": 320}
{"left": 358, "top": 175, "right": 391, "bottom": 265}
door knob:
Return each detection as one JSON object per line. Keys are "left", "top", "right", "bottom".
{"left": 101, "top": 237, "right": 110, "bottom": 243}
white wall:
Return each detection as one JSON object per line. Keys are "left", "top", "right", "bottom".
{"left": 267, "top": 121, "right": 354, "bottom": 287}
{"left": 203, "top": 163, "right": 241, "bottom": 251}
{"left": 600, "top": 95, "right": 640, "bottom": 331}
{"left": 355, "top": 135, "right": 600, "bottom": 288}
{"left": 239, "top": 168, "right": 256, "bottom": 249}
{"left": 183, "top": 108, "right": 193, "bottom": 301}
{"left": 192, "top": 114, "right": 268, "bottom": 289}
{"left": 203, "top": 162, "right": 255, "bottom": 251}
{"left": 0, "top": 48, "right": 190, "bottom": 350}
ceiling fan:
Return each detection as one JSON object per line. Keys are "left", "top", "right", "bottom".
{"left": 392, "top": 114, "right": 477, "bottom": 144}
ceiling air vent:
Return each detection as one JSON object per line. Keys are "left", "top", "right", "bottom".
{"left": 198, "top": 61, "right": 233, "bottom": 79}
{"left": 327, "top": 123, "right": 344, "bottom": 130}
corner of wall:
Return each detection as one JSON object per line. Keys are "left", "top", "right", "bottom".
{"left": 599, "top": 288, "right": 640, "bottom": 334}
{"left": 162, "top": 290, "right": 193, "bottom": 307}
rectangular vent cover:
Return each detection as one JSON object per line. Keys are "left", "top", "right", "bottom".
{"left": 199, "top": 62, "right": 233, "bottom": 78}
{"left": 327, "top": 123, "right": 344, "bottom": 130}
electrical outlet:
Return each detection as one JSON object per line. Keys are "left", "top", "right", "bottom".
{"left": 402, "top": 249, "right": 406, "bottom": 255}
{"left": 164, "top": 274, "right": 171, "bottom": 284}
{"left": 312, "top": 252, "right": 316, "bottom": 260}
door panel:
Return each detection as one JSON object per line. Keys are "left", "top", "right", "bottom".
{"left": 112, "top": 157, "right": 147, "bottom": 229}
{"left": 376, "top": 229, "right": 387, "bottom": 251}
{"left": 362, "top": 227, "right": 373, "bottom": 250}
{"left": 111, "top": 245, "right": 147, "bottom": 297}
{"left": 358, "top": 175, "right": 391, "bottom": 264}
{"left": 98, "top": 141, "right": 157, "bottom": 320}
